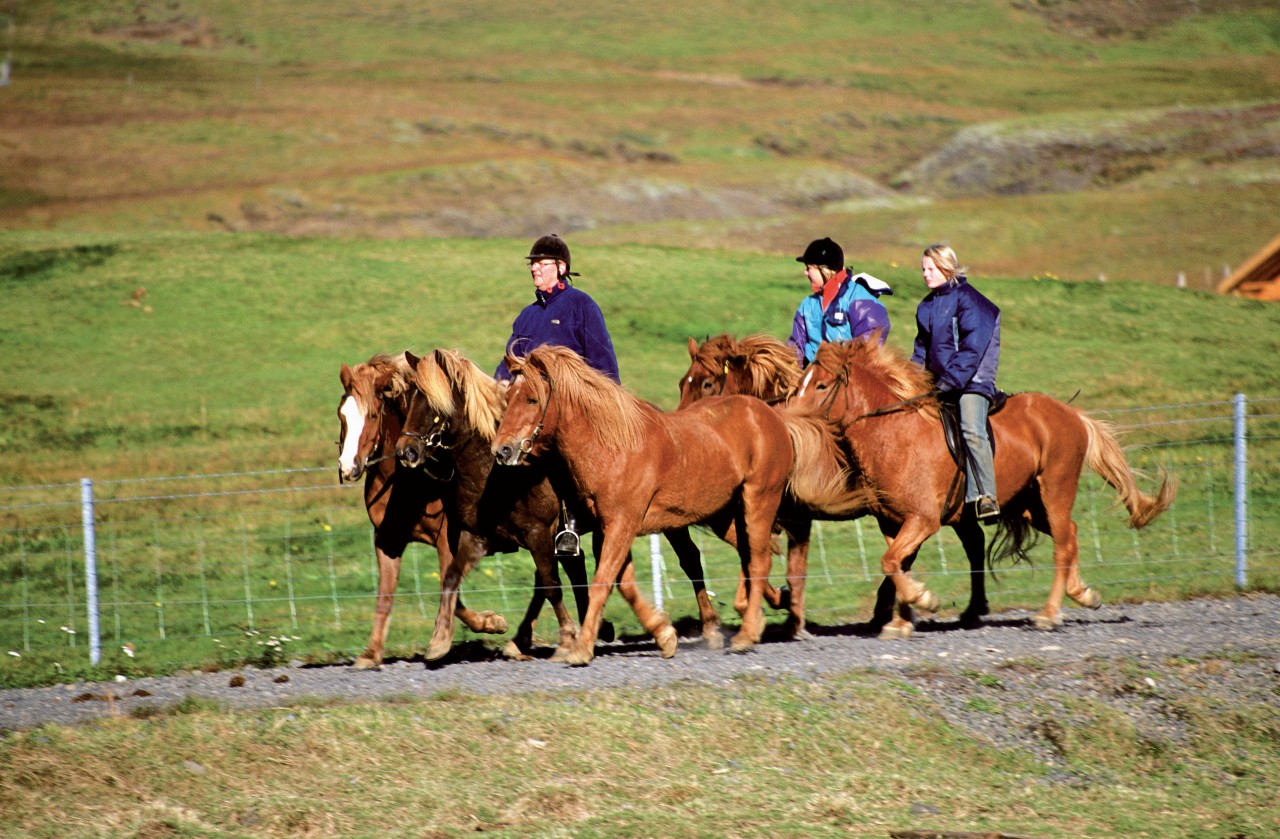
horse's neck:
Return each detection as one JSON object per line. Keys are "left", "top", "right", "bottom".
{"left": 548, "top": 405, "right": 641, "bottom": 498}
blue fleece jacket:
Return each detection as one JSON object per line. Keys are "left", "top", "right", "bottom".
{"left": 494, "top": 281, "right": 620, "bottom": 382}
{"left": 910, "top": 277, "right": 1000, "bottom": 399}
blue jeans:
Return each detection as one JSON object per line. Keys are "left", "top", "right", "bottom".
{"left": 959, "top": 393, "right": 997, "bottom": 503}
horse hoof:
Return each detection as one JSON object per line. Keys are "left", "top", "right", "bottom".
{"left": 564, "top": 648, "right": 595, "bottom": 666}
{"left": 1033, "top": 612, "right": 1062, "bottom": 630}
{"left": 878, "top": 622, "right": 914, "bottom": 641}
{"left": 501, "top": 641, "right": 532, "bottom": 661}
{"left": 598, "top": 620, "right": 616, "bottom": 644}
{"left": 914, "top": 590, "right": 940, "bottom": 613}
{"left": 704, "top": 630, "right": 725, "bottom": 651}
{"left": 1076, "top": 588, "right": 1102, "bottom": 609}
{"left": 776, "top": 585, "right": 792, "bottom": 611}
{"left": 727, "top": 634, "right": 757, "bottom": 654}
{"left": 958, "top": 610, "right": 984, "bottom": 630}
{"left": 478, "top": 611, "right": 509, "bottom": 634}
{"left": 425, "top": 641, "right": 452, "bottom": 661}
{"left": 655, "top": 626, "right": 678, "bottom": 659}
{"left": 550, "top": 646, "right": 573, "bottom": 663}
{"left": 353, "top": 655, "right": 381, "bottom": 670}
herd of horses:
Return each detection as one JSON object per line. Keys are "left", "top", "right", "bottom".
{"left": 336, "top": 334, "right": 1175, "bottom": 668}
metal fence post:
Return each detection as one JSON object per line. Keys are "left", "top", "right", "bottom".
{"left": 1234, "top": 393, "right": 1248, "bottom": 589}
{"left": 80, "top": 478, "right": 102, "bottom": 665}
{"left": 649, "top": 534, "right": 665, "bottom": 612}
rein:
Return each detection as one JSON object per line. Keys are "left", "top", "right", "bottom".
{"left": 853, "top": 389, "right": 938, "bottom": 422}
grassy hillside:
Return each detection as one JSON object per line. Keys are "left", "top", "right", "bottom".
{"left": 2, "top": 1, "right": 1277, "bottom": 284}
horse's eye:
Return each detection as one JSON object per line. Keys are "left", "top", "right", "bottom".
{"left": 816, "top": 382, "right": 828, "bottom": 391}
{"left": 702, "top": 379, "right": 714, "bottom": 391}
{"left": 527, "top": 396, "right": 538, "bottom": 405}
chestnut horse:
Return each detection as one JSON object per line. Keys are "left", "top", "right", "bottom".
{"left": 337, "top": 353, "right": 506, "bottom": 667}
{"left": 791, "top": 339, "right": 1177, "bottom": 638}
{"left": 491, "top": 346, "right": 855, "bottom": 663}
{"left": 395, "top": 347, "right": 595, "bottom": 660}
{"left": 678, "top": 333, "right": 993, "bottom": 635}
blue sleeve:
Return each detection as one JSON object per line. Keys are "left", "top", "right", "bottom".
{"left": 945, "top": 291, "right": 995, "bottom": 391}
{"left": 849, "top": 298, "right": 890, "bottom": 345}
{"left": 788, "top": 307, "right": 808, "bottom": 364}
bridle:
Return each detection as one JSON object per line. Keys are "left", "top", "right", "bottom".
{"left": 512, "top": 370, "right": 555, "bottom": 462}
{"left": 400, "top": 410, "right": 456, "bottom": 482}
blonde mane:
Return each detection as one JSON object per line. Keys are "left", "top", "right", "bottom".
{"left": 348, "top": 352, "right": 415, "bottom": 410}
{"left": 509, "top": 345, "right": 646, "bottom": 452}
{"left": 813, "top": 341, "right": 939, "bottom": 418}
{"left": 695, "top": 333, "right": 800, "bottom": 399}
{"left": 413, "top": 348, "right": 507, "bottom": 442}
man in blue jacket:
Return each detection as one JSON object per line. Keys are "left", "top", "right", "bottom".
{"left": 911, "top": 243, "right": 1002, "bottom": 521}
{"left": 788, "top": 237, "right": 892, "bottom": 365}
{"left": 494, "top": 234, "right": 619, "bottom": 384}
{"left": 495, "top": 234, "right": 619, "bottom": 556}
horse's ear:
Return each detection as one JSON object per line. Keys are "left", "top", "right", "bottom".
{"left": 404, "top": 349, "right": 421, "bottom": 370}
{"left": 504, "top": 353, "right": 525, "bottom": 376}
{"left": 687, "top": 336, "right": 699, "bottom": 360}
{"left": 339, "top": 363, "right": 354, "bottom": 390}
{"left": 727, "top": 352, "right": 748, "bottom": 371}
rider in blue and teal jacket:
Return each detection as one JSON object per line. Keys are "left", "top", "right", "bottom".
{"left": 788, "top": 237, "right": 891, "bottom": 366}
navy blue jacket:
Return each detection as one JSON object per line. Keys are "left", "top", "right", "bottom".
{"left": 910, "top": 278, "right": 1000, "bottom": 399}
{"left": 494, "top": 281, "right": 620, "bottom": 382}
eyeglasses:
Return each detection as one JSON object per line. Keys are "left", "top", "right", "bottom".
{"left": 530, "top": 259, "right": 558, "bottom": 270}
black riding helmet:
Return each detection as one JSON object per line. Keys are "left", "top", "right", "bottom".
{"left": 525, "top": 234, "right": 578, "bottom": 277}
{"left": 796, "top": 237, "right": 844, "bottom": 274}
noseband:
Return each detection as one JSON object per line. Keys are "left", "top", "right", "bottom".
{"left": 400, "top": 412, "right": 456, "bottom": 481}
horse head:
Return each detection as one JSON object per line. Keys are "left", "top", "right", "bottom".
{"left": 791, "top": 340, "right": 935, "bottom": 422}
{"left": 337, "top": 353, "right": 414, "bottom": 482}
{"left": 491, "top": 351, "right": 556, "bottom": 467}
{"left": 397, "top": 348, "right": 505, "bottom": 477}
{"left": 678, "top": 334, "right": 800, "bottom": 409}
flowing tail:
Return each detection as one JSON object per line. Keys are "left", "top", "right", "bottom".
{"left": 1082, "top": 414, "right": 1177, "bottom": 528}
{"left": 780, "top": 406, "right": 874, "bottom": 517}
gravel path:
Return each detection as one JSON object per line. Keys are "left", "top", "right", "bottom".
{"left": 3, "top": 595, "right": 1278, "bottom": 749}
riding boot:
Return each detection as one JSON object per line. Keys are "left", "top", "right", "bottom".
{"left": 554, "top": 504, "right": 581, "bottom": 558}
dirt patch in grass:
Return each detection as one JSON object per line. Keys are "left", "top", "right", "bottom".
{"left": 1011, "top": 0, "right": 1276, "bottom": 38}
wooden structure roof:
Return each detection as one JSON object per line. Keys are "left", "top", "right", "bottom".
{"left": 1218, "top": 234, "right": 1280, "bottom": 301}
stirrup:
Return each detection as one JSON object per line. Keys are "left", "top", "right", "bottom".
{"left": 975, "top": 496, "right": 1000, "bottom": 521}
{"left": 554, "top": 527, "right": 581, "bottom": 557}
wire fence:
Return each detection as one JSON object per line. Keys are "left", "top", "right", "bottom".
{"left": 1, "top": 395, "right": 1277, "bottom": 674}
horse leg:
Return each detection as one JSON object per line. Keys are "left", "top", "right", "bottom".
{"left": 503, "top": 570, "right": 546, "bottom": 661}
{"left": 878, "top": 517, "right": 941, "bottom": 641}
{"left": 728, "top": 487, "right": 784, "bottom": 653}
{"left": 952, "top": 519, "right": 989, "bottom": 628}
{"left": 723, "top": 526, "right": 786, "bottom": 621}
{"left": 564, "top": 523, "right": 637, "bottom": 666}
{"left": 664, "top": 526, "right": 724, "bottom": 649}
{"left": 355, "top": 544, "right": 401, "bottom": 669}
{"left": 780, "top": 520, "right": 813, "bottom": 641}
{"left": 426, "top": 533, "right": 506, "bottom": 661}
{"left": 870, "top": 524, "right": 900, "bottom": 630}
{"left": 1033, "top": 479, "right": 1099, "bottom": 630}
{"left": 579, "top": 530, "right": 615, "bottom": 643}
{"left": 615, "top": 558, "right": 679, "bottom": 659}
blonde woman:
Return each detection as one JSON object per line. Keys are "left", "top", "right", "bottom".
{"left": 911, "top": 243, "right": 1002, "bottom": 520}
